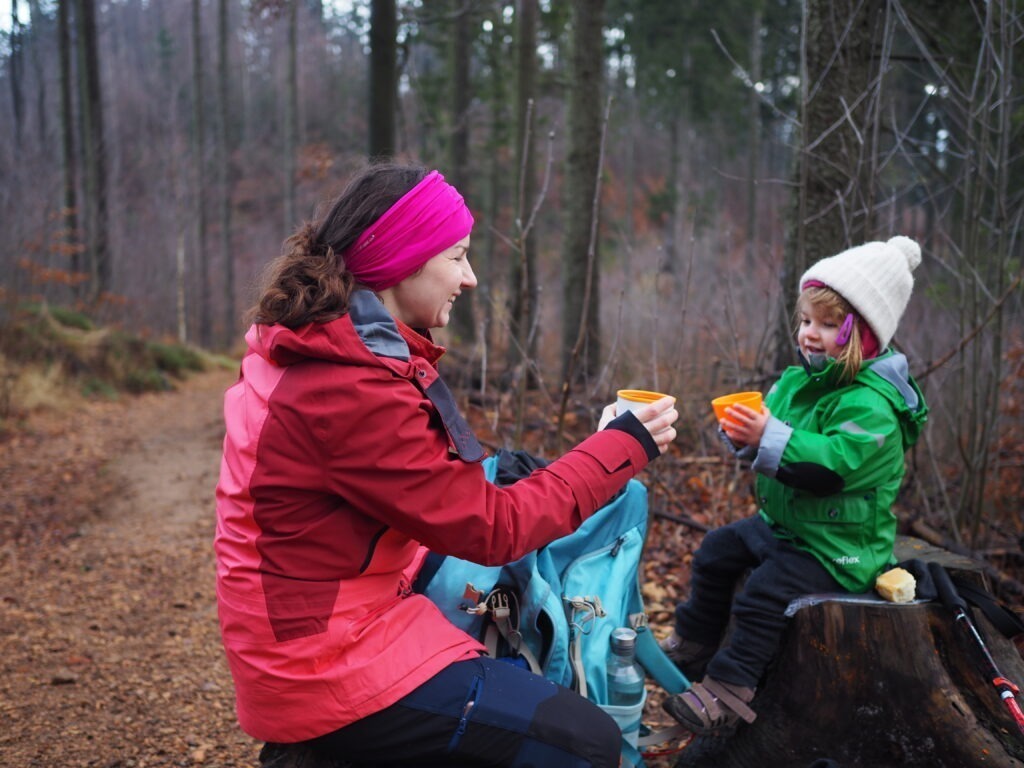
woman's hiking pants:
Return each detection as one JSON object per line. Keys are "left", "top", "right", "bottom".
{"left": 305, "top": 656, "right": 621, "bottom": 767}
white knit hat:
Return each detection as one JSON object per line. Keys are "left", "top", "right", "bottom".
{"left": 799, "top": 235, "right": 922, "bottom": 349}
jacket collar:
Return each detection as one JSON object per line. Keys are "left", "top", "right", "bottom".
{"left": 394, "top": 318, "right": 446, "bottom": 367}
{"left": 348, "top": 288, "right": 446, "bottom": 367}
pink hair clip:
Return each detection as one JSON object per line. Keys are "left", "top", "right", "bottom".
{"left": 836, "top": 313, "right": 855, "bottom": 346}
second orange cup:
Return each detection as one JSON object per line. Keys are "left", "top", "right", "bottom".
{"left": 711, "top": 391, "right": 763, "bottom": 424}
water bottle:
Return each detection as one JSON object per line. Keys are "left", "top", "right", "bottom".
{"left": 607, "top": 627, "right": 645, "bottom": 704}
{"left": 606, "top": 627, "right": 645, "bottom": 746}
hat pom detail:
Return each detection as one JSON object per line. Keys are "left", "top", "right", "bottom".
{"left": 887, "top": 235, "right": 921, "bottom": 272}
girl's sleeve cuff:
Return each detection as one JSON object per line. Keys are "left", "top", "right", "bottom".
{"left": 717, "top": 425, "right": 757, "bottom": 460}
{"left": 752, "top": 415, "right": 792, "bottom": 477}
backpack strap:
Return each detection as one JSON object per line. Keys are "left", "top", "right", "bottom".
{"left": 411, "top": 551, "right": 447, "bottom": 594}
{"left": 633, "top": 622, "right": 689, "bottom": 695}
{"left": 476, "top": 587, "right": 544, "bottom": 675}
{"left": 565, "top": 595, "right": 606, "bottom": 698}
{"left": 423, "top": 377, "right": 485, "bottom": 462}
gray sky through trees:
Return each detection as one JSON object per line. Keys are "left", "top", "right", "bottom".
{"left": 0, "top": 0, "right": 357, "bottom": 31}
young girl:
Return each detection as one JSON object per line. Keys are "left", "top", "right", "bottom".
{"left": 661, "top": 235, "right": 929, "bottom": 734}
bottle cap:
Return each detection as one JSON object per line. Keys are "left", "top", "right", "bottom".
{"left": 610, "top": 626, "right": 638, "bottom": 654}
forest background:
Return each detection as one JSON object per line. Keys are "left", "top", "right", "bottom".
{"left": 0, "top": 0, "right": 1022, "bottom": 597}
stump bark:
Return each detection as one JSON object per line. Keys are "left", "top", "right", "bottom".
{"left": 675, "top": 538, "right": 1024, "bottom": 768}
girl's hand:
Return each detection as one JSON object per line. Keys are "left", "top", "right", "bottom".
{"left": 721, "top": 404, "right": 770, "bottom": 448}
{"left": 599, "top": 396, "right": 679, "bottom": 454}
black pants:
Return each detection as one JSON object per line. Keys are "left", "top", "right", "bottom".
{"left": 674, "top": 516, "right": 843, "bottom": 689}
{"left": 306, "top": 656, "right": 621, "bottom": 767}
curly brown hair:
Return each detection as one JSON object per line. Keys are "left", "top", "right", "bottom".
{"left": 250, "top": 162, "right": 428, "bottom": 328}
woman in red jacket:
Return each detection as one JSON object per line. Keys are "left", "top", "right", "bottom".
{"left": 215, "top": 162, "right": 677, "bottom": 767}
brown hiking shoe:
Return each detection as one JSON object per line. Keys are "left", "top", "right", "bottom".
{"left": 662, "top": 676, "right": 757, "bottom": 734}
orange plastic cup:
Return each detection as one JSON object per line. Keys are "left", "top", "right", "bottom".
{"left": 711, "top": 391, "right": 763, "bottom": 424}
{"left": 617, "top": 389, "right": 673, "bottom": 415}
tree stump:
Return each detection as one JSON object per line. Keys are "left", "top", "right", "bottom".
{"left": 675, "top": 537, "right": 1024, "bottom": 768}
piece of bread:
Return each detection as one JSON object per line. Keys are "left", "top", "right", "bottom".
{"left": 875, "top": 567, "right": 916, "bottom": 603}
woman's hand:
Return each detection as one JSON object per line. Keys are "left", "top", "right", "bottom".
{"left": 599, "top": 396, "right": 679, "bottom": 454}
{"left": 721, "top": 404, "right": 770, "bottom": 448}
{"left": 639, "top": 396, "right": 679, "bottom": 453}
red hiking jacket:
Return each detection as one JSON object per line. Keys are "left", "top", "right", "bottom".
{"left": 214, "top": 290, "right": 657, "bottom": 742}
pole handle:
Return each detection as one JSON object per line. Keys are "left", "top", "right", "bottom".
{"left": 928, "top": 561, "right": 968, "bottom": 612}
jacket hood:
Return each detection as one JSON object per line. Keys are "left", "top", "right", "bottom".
{"left": 859, "top": 351, "right": 928, "bottom": 448}
{"left": 245, "top": 289, "right": 445, "bottom": 369}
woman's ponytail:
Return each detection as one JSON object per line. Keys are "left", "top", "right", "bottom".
{"left": 250, "top": 221, "right": 355, "bottom": 327}
{"left": 246, "top": 162, "right": 426, "bottom": 328}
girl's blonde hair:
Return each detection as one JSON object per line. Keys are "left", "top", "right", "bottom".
{"left": 795, "top": 285, "right": 863, "bottom": 385}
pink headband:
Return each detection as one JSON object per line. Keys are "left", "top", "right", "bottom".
{"left": 342, "top": 170, "right": 474, "bottom": 291}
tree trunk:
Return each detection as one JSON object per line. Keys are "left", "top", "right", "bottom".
{"left": 58, "top": 0, "right": 81, "bottom": 296}
{"left": 745, "top": 6, "right": 762, "bottom": 268}
{"left": 216, "top": 0, "right": 235, "bottom": 347}
{"left": 560, "top": 0, "right": 603, "bottom": 385}
{"left": 505, "top": 0, "right": 539, "bottom": 379}
{"left": 192, "top": 0, "right": 210, "bottom": 347}
{"left": 676, "top": 539, "right": 1024, "bottom": 767}
{"left": 481, "top": 8, "right": 509, "bottom": 355}
{"left": 623, "top": 80, "right": 636, "bottom": 251}
{"left": 9, "top": 0, "right": 24, "bottom": 148}
{"left": 446, "top": 0, "right": 476, "bottom": 345}
{"left": 776, "top": 0, "right": 882, "bottom": 369}
{"left": 283, "top": 0, "right": 298, "bottom": 231}
{"left": 368, "top": 0, "right": 397, "bottom": 159}
{"left": 74, "top": 0, "right": 110, "bottom": 305}
{"left": 947, "top": 0, "right": 1013, "bottom": 544}
{"left": 659, "top": 115, "right": 680, "bottom": 277}
{"left": 27, "top": 0, "right": 47, "bottom": 148}
{"left": 800, "top": 0, "right": 881, "bottom": 257}
{"left": 177, "top": 232, "right": 187, "bottom": 345}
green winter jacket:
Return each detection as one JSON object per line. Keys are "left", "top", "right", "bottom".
{"left": 751, "top": 350, "right": 928, "bottom": 592}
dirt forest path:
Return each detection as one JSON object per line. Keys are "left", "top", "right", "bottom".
{"left": 0, "top": 367, "right": 263, "bottom": 767}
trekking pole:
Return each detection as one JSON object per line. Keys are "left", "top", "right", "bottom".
{"left": 928, "top": 561, "right": 1024, "bottom": 736}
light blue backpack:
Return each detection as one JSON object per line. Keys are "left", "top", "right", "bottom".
{"left": 418, "top": 451, "right": 690, "bottom": 767}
